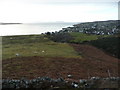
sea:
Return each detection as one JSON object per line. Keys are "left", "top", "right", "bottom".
{"left": 0, "top": 22, "right": 78, "bottom": 36}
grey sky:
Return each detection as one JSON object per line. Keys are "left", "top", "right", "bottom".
{"left": 0, "top": 0, "right": 119, "bottom": 23}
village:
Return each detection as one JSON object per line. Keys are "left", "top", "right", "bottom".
{"left": 60, "top": 20, "right": 120, "bottom": 35}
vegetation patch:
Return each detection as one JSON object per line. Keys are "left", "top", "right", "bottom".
{"left": 69, "top": 32, "right": 109, "bottom": 43}
{"left": 89, "top": 36, "right": 120, "bottom": 59}
{"left": 2, "top": 35, "right": 81, "bottom": 60}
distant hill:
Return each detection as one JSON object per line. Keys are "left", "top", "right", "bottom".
{"left": 0, "top": 23, "right": 22, "bottom": 25}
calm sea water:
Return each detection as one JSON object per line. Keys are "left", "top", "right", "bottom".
{"left": 0, "top": 23, "right": 77, "bottom": 36}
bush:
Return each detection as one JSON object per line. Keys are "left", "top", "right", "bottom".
{"left": 46, "top": 32, "right": 73, "bottom": 43}
{"left": 89, "top": 36, "right": 120, "bottom": 59}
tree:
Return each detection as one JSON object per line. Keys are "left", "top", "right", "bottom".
{"left": 45, "top": 32, "right": 51, "bottom": 36}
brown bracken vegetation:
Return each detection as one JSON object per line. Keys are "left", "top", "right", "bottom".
{"left": 2, "top": 44, "right": 119, "bottom": 81}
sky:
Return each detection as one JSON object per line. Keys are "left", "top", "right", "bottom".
{"left": 0, "top": 0, "right": 119, "bottom": 23}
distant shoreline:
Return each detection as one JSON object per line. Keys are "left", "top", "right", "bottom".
{"left": 0, "top": 23, "right": 22, "bottom": 25}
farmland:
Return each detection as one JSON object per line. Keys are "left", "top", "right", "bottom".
{"left": 2, "top": 35, "right": 81, "bottom": 60}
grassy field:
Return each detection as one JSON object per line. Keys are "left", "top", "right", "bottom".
{"left": 2, "top": 35, "right": 81, "bottom": 60}
{"left": 69, "top": 32, "right": 109, "bottom": 43}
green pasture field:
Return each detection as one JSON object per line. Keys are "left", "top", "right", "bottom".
{"left": 2, "top": 35, "right": 81, "bottom": 60}
{"left": 70, "top": 32, "right": 109, "bottom": 43}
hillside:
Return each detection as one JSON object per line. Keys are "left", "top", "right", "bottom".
{"left": 44, "top": 20, "right": 120, "bottom": 59}
{"left": 45, "top": 31, "right": 119, "bottom": 59}
{"left": 89, "top": 36, "right": 120, "bottom": 59}
{"left": 68, "top": 32, "right": 120, "bottom": 59}
{"left": 60, "top": 20, "right": 120, "bottom": 35}
{"left": 2, "top": 35, "right": 119, "bottom": 80}
{"left": 2, "top": 20, "right": 120, "bottom": 89}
